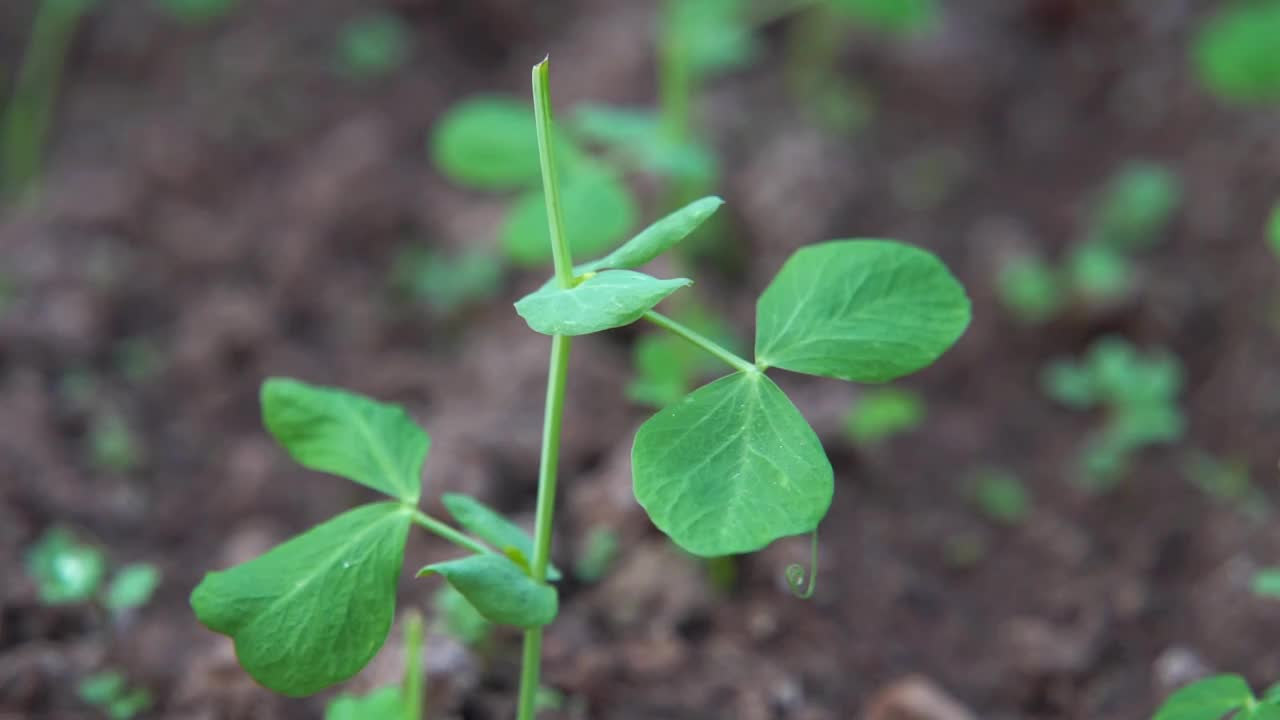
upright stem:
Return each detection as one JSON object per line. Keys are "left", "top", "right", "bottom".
{"left": 402, "top": 611, "right": 424, "bottom": 720}
{"left": 517, "top": 58, "right": 575, "bottom": 720}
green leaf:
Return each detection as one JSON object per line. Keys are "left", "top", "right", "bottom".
{"left": 997, "top": 256, "right": 1062, "bottom": 324}
{"left": 417, "top": 554, "right": 557, "bottom": 628}
{"left": 326, "top": 687, "right": 403, "bottom": 720}
{"left": 190, "top": 502, "right": 412, "bottom": 696}
{"left": 667, "top": 0, "right": 758, "bottom": 75}
{"left": 1253, "top": 568, "right": 1280, "bottom": 599}
{"left": 430, "top": 97, "right": 547, "bottom": 190}
{"left": 105, "top": 564, "right": 161, "bottom": 611}
{"left": 844, "top": 387, "right": 925, "bottom": 444}
{"left": 581, "top": 196, "right": 724, "bottom": 273}
{"left": 1247, "top": 704, "right": 1280, "bottom": 720}
{"left": 432, "top": 584, "right": 492, "bottom": 646}
{"left": 392, "top": 248, "right": 502, "bottom": 314}
{"left": 441, "top": 493, "right": 561, "bottom": 581}
{"left": 1154, "top": 674, "right": 1253, "bottom": 720}
{"left": 828, "top": 0, "right": 940, "bottom": 35}
{"left": 969, "top": 468, "right": 1030, "bottom": 525}
{"left": 1067, "top": 243, "right": 1132, "bottom": 299}
{"left": 1090, "top": 162, "right": 1181, "bottom": 251}
{"left": 78, "top": 672, "right": 125, "bottom": 705}
{"left": 107, "top": 689, "right": 152, "bottom": 720}
{"left": 501, "top": 168, "right": 638, "bottom": 266}
{"left": 515, "top": 270, "right": 690, "bottom": 336}
{"left": 25, "top": 528, "right": 106, "bottom": 605}
{"left": 261, "top": 378, "right": 428, "bottom": 504}
{"left": 1193, "top": 0, "right": 1280, "bottom": 105}
{"left": 754, "top": 240, "right": 970, "bottom": 382}
{"left": 337, "top": 12, "right": 413, "bottom": 80}
{"left": 632, "top": 372, "right": 833, "bottom": 556}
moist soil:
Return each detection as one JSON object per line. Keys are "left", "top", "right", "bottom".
{"left": 3, "top": 1, "right": 1280, "bottom": 718}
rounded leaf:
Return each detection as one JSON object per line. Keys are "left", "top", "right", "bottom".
{"left": 632, "top": 372, "right": 833, "bottom": 557}
{"left": 417, "top": 554, "right": 557, "bottom": 628}
{"left": 501, "top": 169, "right": 638, "bottom": 266}
{"left": 430, "top": 97, "right": 544, "bottom": 190}
{"left": 515, "top": 270, "right": 691, "bottom": 336}
{"left": 1192, "top": 0, "right": 1280, "bottom": 105}
{"left": 754, "top": 240, "right": 970, "bottom": 382}
{"left": 190, "top": 502, "right": 412, "bottom": 696}
{"left": 1154, "top": 674, "right": 1253, "bottom": 720}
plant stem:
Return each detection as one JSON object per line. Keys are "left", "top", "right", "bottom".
{"left": 517, "top": 58, "right": 576, "bottom": 720}
{"left": 409, "top": 510, "right": 492, "bottom": 557}
{"left": 402, "top": 611, "right": 424, "bottom": 720}
{"left": 532, "top": 58, "right": 574, "bottom": 291}
{"left": 658, "top": 0, "right": 690, "bottom": 150}
{"left": 643, "top": 310, "right": 757, "bottom": 375}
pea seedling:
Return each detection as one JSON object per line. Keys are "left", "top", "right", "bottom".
{"left": 1, "top": 0, "right": 99, "bottom": 199}
{"left": 191, "top": 60, "right": 970, "bottom": 719}
{"left": 1192, "top": 0, "right": 1280, "bottom": 105}
{"left": 336, "top": 12, "right": 414, "bottom": 82}
{"left": 1042, "top": 336, "right": 1184, "bottom": 489}
{"left": 26, "top": 527, "right": 161, "bottom": 610}
{"left": 325, "top": 613, "right": 424, "bottom": 720}
{"left": 153, "top": 0, "right": 237, "bottom": 24}
{"left": 77, "top": 671, "right": 154, "bottom": 720}
{"left": 1154, "top": 675, "right": 1280, "bottom": 720}
{"left": 844, "top": 387, "right": 926, "bottom": 445}
{"left": 998, "top": 162, "right": 1181, "bottom": 323}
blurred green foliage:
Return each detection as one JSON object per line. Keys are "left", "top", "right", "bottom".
{"left": 25, "top": 528, "right": 161, "bottom": 609}
{"left": 1253, "top": 568, "right": 1280, "bottom": 599}
{"left": 1193, "top": 0, "right": 1280, "bottom": 104}
{"left": 432, "top": 584, "right": 491, "bottom": 648}
{"left": 825, "top": 0, "right": 940, "bottom": 35}
{"left": 1269, "top": 202, "right": 1280, "bottom": 259}
{"left": 392, "top": 247, "right": 503, "bottom": 315}
{"left": 77, "top": 671, "right": 153, "bottom": 720}
{"left": 325, "top": 613, "right": 423, "bottom": 720}
{"left": 154, "top": 0, "right": 236, "bottom": 24}
{"left": 627, "top": 301, "right": 741, "bottom": 408}
{"left": 574, "top": 525, "right": 621, "bottom": 583}
{"left": 997, "top": 162, "right": 1181, "bottom": 323}
{"left": 969, "top": 468, "right": 1030, "bottom": 525}
{"left": 844, "top": 387, "right": 925, "bottom": 445}
{"left": 1183, "top": 451, "right": 1267, "bottom": 520}
{"left": 1043, "top": 336, "right": 1185, "bottom": 489}
{"left": 336, "top": 12, "right": 414, "bottom": 81}
{"left": 90, "top": 412, "right": 143, "bottom": 474}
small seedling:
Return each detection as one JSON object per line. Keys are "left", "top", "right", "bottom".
{"left": 844, "top": 387, "right": 926, "bottom": 445}
{"left": 89, "top": 411, "right": 143, "bottom": 475}
{"left": 1192, "top": 0, "right": 1280, "bottom": 105}
{"left": 337, "top": 12, "right": 414, "bottom": 81}
{"left": 1154, "top": 674, "right": 1280, "bottom": 720}
{"left": 997, "top": 162, "right": 1181, "bottom": 323}
{"left": 192, "top": 60, "right": 970, "bottom": 719}
{"left": 25, "top": 528, "right": 161, "bottom": 610}
{"left": 77, "top": 671, "right": 153, "bottom": 720}
{"left": 1, "top": 0, "right": 100, "bottom": 199}
{"left": 391, "top": 247, "right": 503, "bottom": 316}
{"left": 325, "top": 613, "right": 424, "bottom": 720}
{"left": 153, "top": 0, "right": 237, "bottom": 24}
{"left": 968, "top": 468, "right": 1030, "bottom": 526}
{"left": 574, "top": 526, "right": 620, "bottom": 583}
{"left": 1042, "top": 336, "right": 1184, "bottom": 489}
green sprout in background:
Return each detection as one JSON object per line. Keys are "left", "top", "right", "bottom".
{"left": 191, "top": 60, "right": 970, "bottom": 720}
{"left": 1154, "top": 674, "right": 1280, "bottom": 720}
{"left": 77, "top": 671, "right": 153, "bottom": 720}
{"left": 1183, "top": 450, "right": 1267, "bottom": 520}
{"left": 1, "top": 0, "right": 99, "bottom": 200}
{"left": 968, "top": 467, "right": 1030, "bottom": 526}
{"left": 843, "top": 387, "right": 925, "bottom": 445}
{"left": 391, "top": 247, "right": 504, "bottom": 316}
{"left": 336, "top": 12, "right": 414, "bottom": 81}
{"left": 26, "top": 526, "right": 161, "bottom": 620}
{"left": 153, "top": 0, "right": 236, "bottom": 24}
{"left": 325, "top": 613, "right": 424, "bottom": 720}
{"left": 1192, "top": 0, "right": 1280, "bottom": 105}
{"left": 574, "top": 525, "right": 621, "bottom": 584}
{"left": 1268, "top": 201, "right": 1280, "bottom": 260}
{"left": 1042, "top": 336, "right": 1185, "bottom": 490}
{"left": 997, "top": 162, "right": 1182, "bottom": 323}
{"left": 432, "top": 584, "right": 492, "bottom": 649}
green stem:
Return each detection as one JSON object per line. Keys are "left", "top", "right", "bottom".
{"left": 532, "top": 58, "right": 574, "bottom": 291}
{"left": 401, "top": 611, "right": 424, "bottom": 720}
{"left": 517, "top": 59, "right": 577, "bottom": 720}
{"left": 643, "top": 310, "right": 757, "bottom": 375}
{"left": 409, "top": 510, "right": 492, "bottom": 557}
{"left": 658, "top": 0, "right": 690, "bottom": 149}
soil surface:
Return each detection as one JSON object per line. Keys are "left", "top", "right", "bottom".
{"left": 3, "top": 1, "right": 1280, "bottom": 718}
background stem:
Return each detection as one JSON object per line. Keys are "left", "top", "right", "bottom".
{"left": 517, "top": 58, "right": 576, "bottom": 720}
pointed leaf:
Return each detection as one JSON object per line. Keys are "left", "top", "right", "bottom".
{"left": 441, "top": 493, "right": 561, "bottom": 581}
{"left": 1154, "top": 675, "right": 1253, "bottom": 720}
{"left": 581, "top": 196, "right": 724, "bottom": 272}
{"left": 105, "top": 564, "right": 161, "bottom": 610}
{"left": 262, "top": 378, "right": 428, "bottom": 504}
{"left": 515, "top": 270, "right": 690, "bottom": 336}
{"left": 632, "top": 372, "right": 833, "bottom": 556}
{"left": 755, "top": 240, "right": 970, "bottom": 383}
{"left": 501, "top": 168, "right": 638, "bottom": 266}
{"left": 429, "top": 97, "right": 543, "bottom": 189}
{"left": 417, "top": 554, "right": 557, "bottom": 628}
{"left": 190, "top": 502, "right": 412, "bottom": 696}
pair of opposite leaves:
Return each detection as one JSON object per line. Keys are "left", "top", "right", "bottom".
{"left": 191, "top": 197, "right": 971, "bottom": 696}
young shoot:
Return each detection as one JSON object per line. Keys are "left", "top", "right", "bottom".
{"left": 191, "top": 59, "right": 970, "bottom": 720}
{"left": 1042, "top": 336, "right": 1185, "bottom": 490}
{"left": 1, "top": 0, "right": 99, "bottom": 200}
{"left": 1154, "top": 675, "right": 1280, "bottom": 720}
